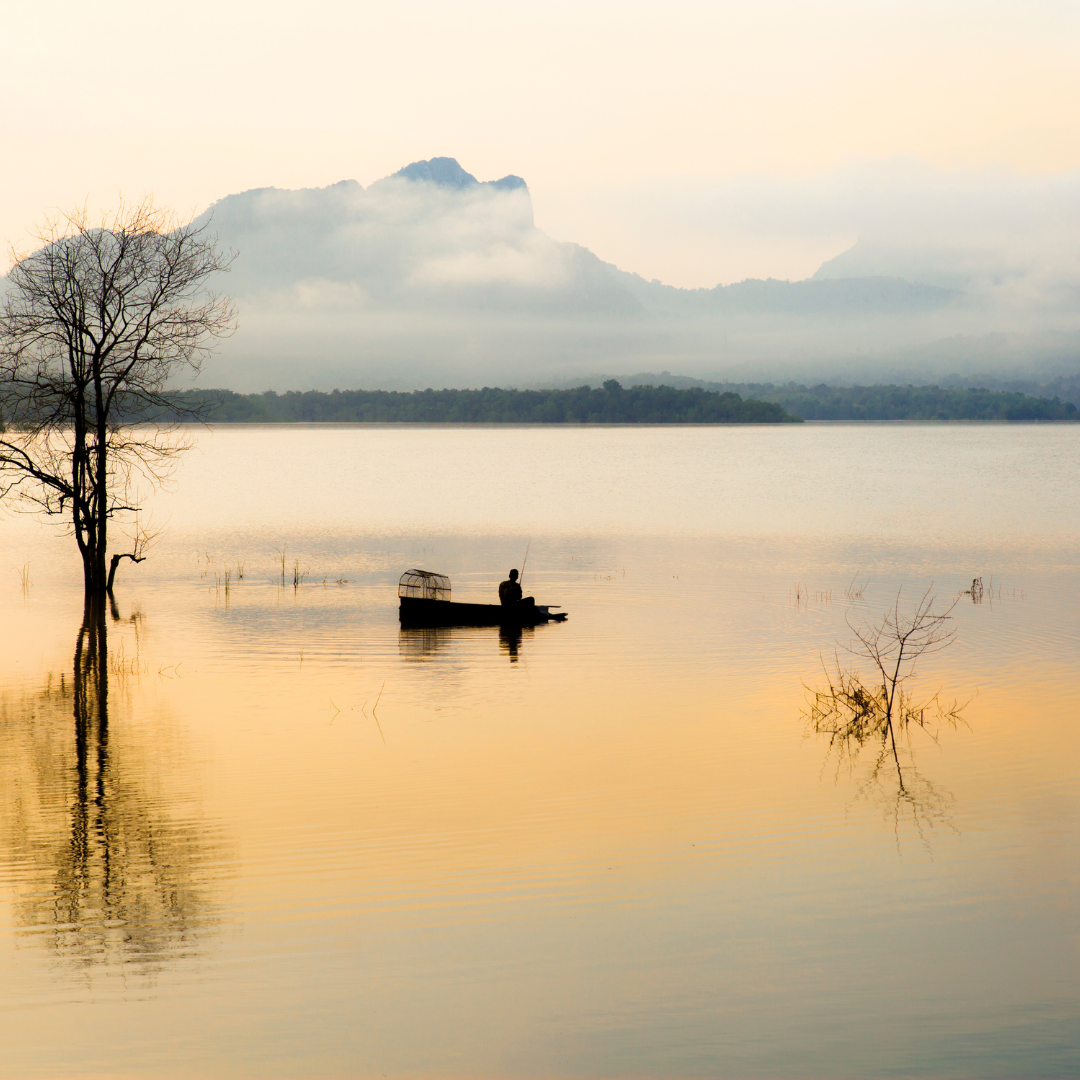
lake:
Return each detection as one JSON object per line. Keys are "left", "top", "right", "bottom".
{"left": 1, "top": 424, "right": 1078, "bottom": 1078}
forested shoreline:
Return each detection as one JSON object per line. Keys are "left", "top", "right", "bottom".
{"left": 709, "top": 382, "right": 1078, "bottom": 421}
{"left": 157, "top": 381, "right": 1079, "bottom": 424}
{"left": 165, "top": 383, "right": 799, "bottom": 424}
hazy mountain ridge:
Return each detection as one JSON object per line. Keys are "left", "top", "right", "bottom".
{"left": 199, "top": 162, "right": 958, "bottom": 319}
{"left": 615, "top": 271, "right": 958, "bottom": 315}
{"left": 149, "top": 158, "right": 1080, "bottom": 388}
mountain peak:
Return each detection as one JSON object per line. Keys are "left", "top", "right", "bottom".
{"left": 390, "top": 157, "right": 527, "bottom": 193}
{"left": 394, "top": 157, "right": 477, "bottom": 188}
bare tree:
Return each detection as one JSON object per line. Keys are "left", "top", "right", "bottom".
{"left": 805, "top": 587, "right": 970, "bottom": 837}
{"left": 0, "top": 199, "right": 235, "bottom": 599}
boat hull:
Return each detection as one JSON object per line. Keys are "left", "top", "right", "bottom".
{"left": 398, "top": 596, "right": 567, "bottom": 628}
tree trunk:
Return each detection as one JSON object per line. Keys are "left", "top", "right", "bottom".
{"left": 92, "top": 381, "right": 109, "bottom": 596}
{"left": 81, "top": 522, "right": 108, "bottom": 598}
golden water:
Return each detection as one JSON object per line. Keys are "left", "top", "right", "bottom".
{"left": 1, "top": 426, "right": 1078, "bottom": 1077}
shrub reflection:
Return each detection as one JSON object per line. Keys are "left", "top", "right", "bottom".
{"left": 804, "top": 588, "right": 971, "bottom": 839}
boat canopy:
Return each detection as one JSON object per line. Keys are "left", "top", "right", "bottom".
{"left": 398, "top": 569, "right": 451, "bottom": 601}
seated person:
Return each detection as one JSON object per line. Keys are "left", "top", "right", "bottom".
{"left": 498, "top": 568, "right": 534, "bottom": 607}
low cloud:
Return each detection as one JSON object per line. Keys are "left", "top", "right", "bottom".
{"left": 172, "top": 158, "right": 1080, "bottom": 389}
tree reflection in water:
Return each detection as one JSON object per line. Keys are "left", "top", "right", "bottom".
{"left": 0, "top": 598, "right": 225, "bottom": 982}
{"left": 803, "top": 588, "right": 971, "bottom": 841}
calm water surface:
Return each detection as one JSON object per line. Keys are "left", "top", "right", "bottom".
{"left": 1, "top": 425, "right": 1078, "bottom": 1078}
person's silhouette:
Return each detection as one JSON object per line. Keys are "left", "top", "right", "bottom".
{"left": 498, "top": 569, "right": 533, "bottom": 607}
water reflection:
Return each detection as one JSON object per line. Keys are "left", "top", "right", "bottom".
{"left": 804, "top": 591, "right": 971, "bottom": 841}
{"left": 0, "top": 599, "right": 225, "bottom": 979}
{"left": 805, "top": 660, "right": 961, "bottom": 839}
{"left": 398, "top": 623, "right": 537, "bottom": 663}
{"left": 398, "top": 625, "right": 453, "bottom": 660}
{"left": 499, "top": 624, "right": 534, "bottom": 663}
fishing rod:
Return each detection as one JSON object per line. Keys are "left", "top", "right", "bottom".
{"left": 519, "top": 540, "right": 531, "bottom": 588}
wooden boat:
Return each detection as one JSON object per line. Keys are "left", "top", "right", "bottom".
{"left": 398, "top": 569, "right": 568, "bottom": 628}
{"left": 399, "top": 596, "right": 567, "bottom": 627}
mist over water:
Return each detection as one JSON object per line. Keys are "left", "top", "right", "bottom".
{"left": 1, "top": 426, "right": 1078, "bottom": 1077}
{"left": 187, "top": 158, "right": 1080, "bottom": 392}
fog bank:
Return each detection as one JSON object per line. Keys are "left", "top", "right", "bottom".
{"left": 167, "top": 158, "right": 1080, "bottom": 389}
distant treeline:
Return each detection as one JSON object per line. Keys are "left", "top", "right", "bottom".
{"left": 157, "top": 381, "right": 1080, "bottom": 424}
{"left": 7, "top": 380, "right": 1073, "bottom": 429}
{"left": 938, "top": 372, "right": 1080, "bottom": 410}
{"left": 719, "top": 382, "right": 1078, "bottom": 422}
{"left": 165, "top": 383, "right": 799, "bottom": 424}
{"left": 570, "top": 374, "right": 1079, "bottom": 422}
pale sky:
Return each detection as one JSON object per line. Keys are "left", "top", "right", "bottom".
{"left": 4, "top": 0, "right": 1080, "bottom": 285}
